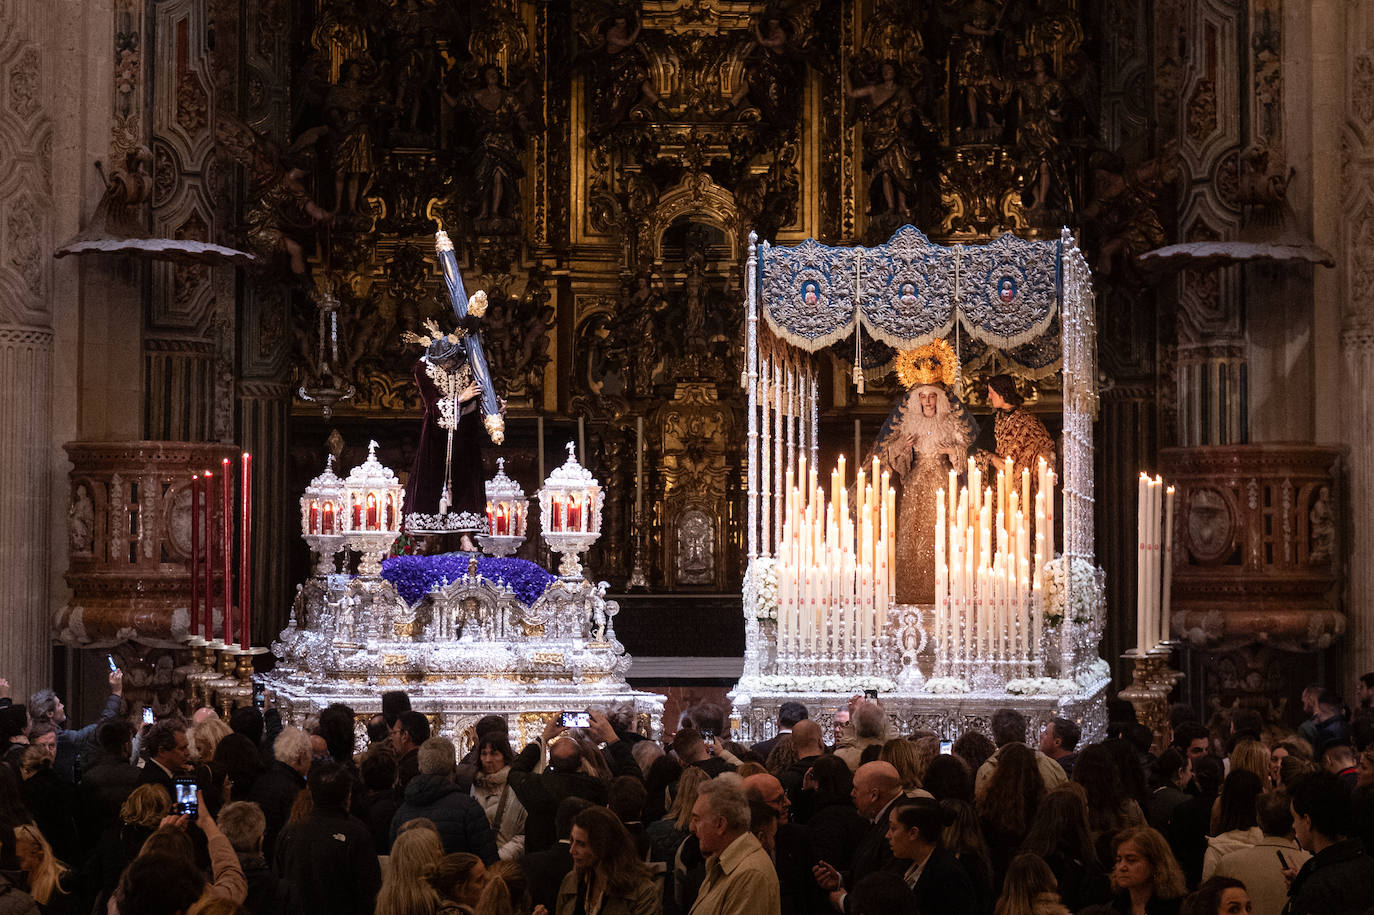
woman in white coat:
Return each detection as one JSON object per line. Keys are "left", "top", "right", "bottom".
{"left": 470, "top": 733, "right": 527, "bottom": 860}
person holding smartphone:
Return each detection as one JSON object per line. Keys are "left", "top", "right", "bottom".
{"left": 27, "top": 665, "right": 124, "bottom": 783}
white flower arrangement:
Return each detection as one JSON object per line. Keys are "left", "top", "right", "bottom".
{"left": 748, "top": 674, "right": 896, "bottom": 694}
{"left": 923, "top": 677, "right": 971, "bottom": 695}
{"left": 1076, "top": 658, "right": 1111, "bottom": 687}
{"left": 1005, "top": 677, "right": 1081, "bottom": 697}
{"left": 753, "top": 558, "right": 779, "bottom": 622}
{"left": 1042, "top": 556, "right": 1105, "bottom": 626}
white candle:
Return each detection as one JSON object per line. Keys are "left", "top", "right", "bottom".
{"left": 1136, "top": 473, "right": 1148, "bottom": 654}
{"left": 635, "top": 416, "right": 644, "bottom": 517}
{"left": 1162, "top": 485, "right": 1176, "bottom": 646}
{"left": 935, "top": 490, "right": 946, "bottom": 653}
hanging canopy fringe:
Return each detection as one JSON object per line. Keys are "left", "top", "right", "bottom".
{"left": 760, "top": 226, "right": 1062, "bottom": 354}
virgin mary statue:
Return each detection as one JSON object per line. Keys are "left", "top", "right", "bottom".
{"left": 868, "top": 340, "right": 977, "bottom": 604}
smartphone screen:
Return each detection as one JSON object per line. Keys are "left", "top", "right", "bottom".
{"left": 142, "top": 706, "right": 154, "bottom": 726}
{"left": 864, "top": 689, "right": 879, "bottom": 700}
{"left": 252, "top": 681, "right": 265, "bottom": 709}
{"left": 173, "top": 778, "right": 198, "bottom": 817}
{"left": 560, "top": 711, "right": 590, "bottom": 729}
{"left": 107, "top": 654, "right": 118, "bottom": 673}
{"left": 940, "top": 740, "right": 953, "bottom": 755}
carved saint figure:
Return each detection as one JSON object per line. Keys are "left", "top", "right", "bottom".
{"left": 953, "top": 0, "right": 1004, "bottom": 129}
{"left": 1310, "top": 485, "right": 1335, "bottom": 563}
{"left": 731, "top": 16, "right": 802, "bottom": 126}
{"left": 849, "top": 61, "right": 920, "bottom": 216}
{"left": 326, "top": 60, "right": 375, "bottom": 216}
{"left": 589, "top": 12, "right": 661, "bottom": 137}
{"left": 871, "top": 342, "right": 977, "bottom": 604}
{"left": 1014, "top": 54, "right": 1067, "bottom": 214}
{"left": 69, "top": 485, "right": 94, "bottom": 555}
{"left": 244, "top": 162, "right": 332, "bottom": 275}
{"left": 986, "top": 374, "right": 1055, "bottom": 479}
{"left": 454, "top": 66, "right": 531, "bottom": 221}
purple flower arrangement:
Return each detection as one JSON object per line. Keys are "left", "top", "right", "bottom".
{"left": 382, "top": 553, "right": 556, "bottom": 606}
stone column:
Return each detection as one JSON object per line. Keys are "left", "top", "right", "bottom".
{"left": 1342, "top": 327, "right": 1374, "bottom": 680}
{"left": 0, "top": 0, "right": 57, "bottom": 699}
{"left": 1340, "top": 5, "right": 1374, "bottom": 682}
{"left": 0, "top": 329, "right": 54, "bottom": 698}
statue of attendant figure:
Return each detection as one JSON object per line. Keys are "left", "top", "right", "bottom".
{"left": 985, "top": 373, "right": 1055, "bottom": 483}
{"left": 870, "top": 341, "right": 977, "bottom": 605}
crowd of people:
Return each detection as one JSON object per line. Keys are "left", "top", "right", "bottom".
{"left": 2, "top": 672, "right": 1374, "bottom": 915}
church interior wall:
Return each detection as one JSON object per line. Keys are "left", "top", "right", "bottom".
{"left": 9, "top": 0, "right": 1374, "bottom": 722}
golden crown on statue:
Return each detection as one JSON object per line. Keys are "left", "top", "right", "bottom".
{"left": 895, "top": 338, "right": 958, "bottom": 389}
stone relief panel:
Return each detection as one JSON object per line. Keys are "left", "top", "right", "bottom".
{"left": 0, "top": 0, "right": 52, "bottom": 328}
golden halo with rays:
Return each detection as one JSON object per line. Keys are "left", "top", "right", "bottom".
{"left": 895, "top": 338, "right": 959, "bottom": 389}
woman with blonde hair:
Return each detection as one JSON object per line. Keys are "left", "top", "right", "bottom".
{"left": 191, "top": 716, "right": 233, "bottom": 764}
{"left": 1228, "top": 739, "right": 1271, "bottom": 785}
{"left": 881, "top": 738, "right": 933, "bottom": 794}
{"left": 646, "top": 765, "right": 708, "bottom": 863}
{"left": 426, "top": 852, "right": 486, "bottom": 914}
{"left": 87, "top": 783, "right": 172, "bottom": 907}
{"left": 995, "top": 852, "right": 1071, "bottom": 915}
{"left": 377, "top": 824, "right": 444, "bottom": 915}
{"left": 1110, "top": 826, "right": 1187, "bottom": 915}
{"left": 14, "top": 823, "right": 72, "bottom": 914}
{"left": 471, "top": 859, "right": 526, "bottom": 915}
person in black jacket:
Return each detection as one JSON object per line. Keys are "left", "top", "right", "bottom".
{"left": 508, "top": 711, "right": 640, "bottom": 853}
{"left": 78, "top": 722, "right": 138, "bottom": 848}
{"left": 519, "top": 795, "right": 594, "bottom": 914}
{"left": 245, "top": 725, "right": 311, "bottom": 861}
{"left": 135, "top": 722, "right": 189, "bottom": 793}
{"left": 354, "top": 751, "right": 401, "bottom": 854}
{"left": 1285, "top": 770, "right": 1374, "bottom": 914}
{"left": 217, "top": 800, "right": 302, "bottom": 915}
{"left": 392, "top": 710, "right": 430, "bottom": 790}
{"left": 275, "top": 762, "right": 380, "bottom": 915}
{"left": 390, "top": 736, "right": 498, "bottom": 861}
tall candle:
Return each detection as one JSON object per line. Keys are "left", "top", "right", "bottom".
{"left": 204, "top": 470, "right": 216, "bottom": 641}
{"left": 537, "top": 416, "right": 546, "bottom": 482}
{"left": 190, "top": 474, "right": 200, "bottom": 637}
{"left": 935, "top": 490, "right": 946, "bottom": 652}
{"left": 635, "top": 416, "right": 644, "bottom": 517}
{"left": 1161, "top": 485, "right": 1176, "bottom": 646}
{"left": 853, "top": 419, "right": 861, "bottom": 472}
{"left": 240, "top": 452, "right": 252, "bottom": 650}
{"left": 1136, "top": 473, "right": 1148, "bottom": 654}
{"left": 221, "top": 458, "right": 233, "bottom": 646}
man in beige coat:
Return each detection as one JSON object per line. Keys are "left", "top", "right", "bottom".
{"left": 689, "top": 774, "right": 781, "bottom": 915}
{"left": 1212, "top": 790, "right": 1309, "bottom": 915}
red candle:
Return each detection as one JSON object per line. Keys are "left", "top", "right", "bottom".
{"left": 190, "top": 474, "right": 200, "bottom": 637}
{"left": 323, "top": 501, "right": 335, "bottom": 534}
{"left": 352, "top": 498, "right": 362, "bottom": 529}
{"left": 568, "top": 495, "right": 581, "bottom": 531}
{"left": 221, "top": 457, "right": 233, "bottom": 646}
{"left": 487, "top": 502, "right": 495, "bottom": 534}
{"left": 366, "top": 492, "right": 378, "bottom": 529}
{"left": 240, "top": 452, "right": 251, "bottom": 651}
{"left": 203, "top": 470, "right": 215, "bottom": 641}
{"left": 309, "top": 499, "right": 319, "bottom": 533}
{"left": 385, "top": 494, "right": 395, "bottom": 530}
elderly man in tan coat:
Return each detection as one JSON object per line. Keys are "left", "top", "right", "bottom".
{"left": 689, "top": 774, "right": 781, "bottom": 915}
